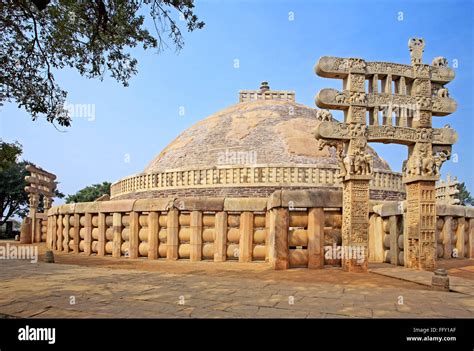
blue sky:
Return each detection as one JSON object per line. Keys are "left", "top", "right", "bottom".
{"left": 1, "top": 0, "right": 473, "bottom": 202}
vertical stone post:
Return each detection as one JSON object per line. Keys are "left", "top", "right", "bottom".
{"left": 456, "top": 217, "right": 466, "bottom": 258}
{"left": 268, "top": 208, "right": 289, "bottom": 270}
{"left": 265, "top": 210, "right": 271, "bottom": 262}
{"left": 46, "top": 216, "right": 52, "bottom": 249}
{"left": 389, "top": 215, "right": 399, "bottom": 265}
{"left": 307, "top": 208, "right": 324, "bottom": 269}
{"left": 57, "top": 214, "right": 63, "bottom": 252}
{"left": 239, "top": 212, "right": 254, "bottom": 263}
{"left": 190, "top": 210, "right": 203, "bottom": 262}
{"left": 148, "top": 212, "right": 159, "bottom": 260}
{"left": 34, "top": 217, "right": 42, "bottom": 243}
{"left": 51, "top": 215, "right": 57, "bottom": 250}
{"left": 73, "top": 213, "right": 80, "bottom": 253}
{"left": 28, "top": 194, "right": 39, "bottom": 244}
{"left": 469, "top": 218, "right": 474, "bottom": 258}
{"left": 112, "top": 212, "right": 122, "bottom": 258}
{"left": 375, "top": 215, "right": 385, "bottom": 262}
{"left": 84, "top": 213, "right": 92, "bottom": 255}
{"left": 129, "top": 211, "right": 139, "bottom": 259}
{"left": 214, "top": 211, "right": 227, "bottom": 262}
{"left": 368, "top": 213, "right": 376, "bottom": 261}
{"left": 98, "top": 213, "right": 106, "bottom": 256}
{"left": 405, "top": 181, "right": 437, "bottom": 270}
{"left": 342, "top": 178, "right": 370, "bottom": 272}
{"left": 167, "top": 208, "right": 179, "bottom": 260}
{"left": 342, "top": 67, "right": 370, "bottom": 273}
{"left": 441, "top": 216, "right": 452, "bottom": 259}
{"left": 404, "top": 44, "right": 438, "bottom": 271}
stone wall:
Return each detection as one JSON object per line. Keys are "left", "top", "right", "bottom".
{"left": 45, "top": 189, "right": 473, "bottom": 270}
{"left": 369, "top": 202, "right": 474, "bottom": 266}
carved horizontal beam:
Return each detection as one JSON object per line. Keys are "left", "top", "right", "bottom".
{"left": 316, "top": 89, "right": 457, "bottom": 116}
{"left": 25, "top": 175, "right": 57, "bottom": 189}
{"left": 315, "top": 56, "right": 455, "bottom": 83}
{"left": 25, "top": 165, "right": 56, "bottom": 180}
{"left": 313, "top": 121, "right": 457, "bottom": 146}
{"left": 24, "top": 186, "right": 55, "bottom": 198}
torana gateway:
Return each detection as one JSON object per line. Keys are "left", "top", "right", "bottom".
{"left": 23, "top": 39, "right": 473, "bottom": 272}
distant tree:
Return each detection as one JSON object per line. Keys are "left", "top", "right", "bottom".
{"left": 0, "top": 140, "right": 64, "bottom": 225}
{"left": 65, "top": 181, "right": 111, "bottom": 203}
{"left": 1, "top": 0, "right": 205, "bottom": 126}
{"left": 0, "top": 139, "right": 22, "bottom": 172}
{"left": 455, "top": 182, "right": 474, "bottom": 207}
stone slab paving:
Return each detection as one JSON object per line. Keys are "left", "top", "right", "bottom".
{"left": 0, "top": 259, "right": 473, "bottom": 318}
{"left": 370, "top": 264, "right": 474, "bottom": 296}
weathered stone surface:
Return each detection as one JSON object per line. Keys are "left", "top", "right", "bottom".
{"left": 280, "top": 189, "right": 342, "bottom": 209}
{"left": 267, "top": 190, "right": 282, "bottom": 209}
{"left": 58, "top": 204, "right": 75, "bottom": 214}
{"left": 47, "top": 207, "right": 58, "bottom": 216}
{"left": 74, "top": 202, "right": 99, "bottom": 213}
{"left": 175, "top": 197, "right": 224, "bottom": 211}
{"left": 98, "top": 200, "right": 136, "bottom": 213}
{"left": 133, "top": 198, "right": 174, "bottom": 212}
{"left": 466, "top": 207, "right": 474, "bottom": 218}
{"left": 224, "top": 198, "right": 266, "bottom": 212}
{"left": 372, "top": 201, "right": 404, "bottom": 217}
{"left": 437, "top": 204, "right": 466, "bottom": 217}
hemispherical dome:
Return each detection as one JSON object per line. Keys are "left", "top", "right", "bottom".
{"left": 111, "top": 97, "right": 403, "bottom": 200}
{"left": 144, "top": 99, "right": 391, "bottom": 173}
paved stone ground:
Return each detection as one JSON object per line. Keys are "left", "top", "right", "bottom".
{"left": 370, "top": 266, "right": 474, "bottom": 296}
{"left": 0, "top": 249, "right": 473, "bottom": 318}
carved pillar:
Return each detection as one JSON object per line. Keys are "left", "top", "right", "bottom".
{"left": 405, "top": 181, "right": 437, "bottom": 270}
{"left": 403, "top": 47, "right": 438, "bottom": 271}
{"left": 28, "top": 193, "right": 39, "bottom": 244}
{"left": 342, "top": 178, "right": 370, "bottom": 272}
{"left": 341, "top": 68, "right": 370, "bottom": 272}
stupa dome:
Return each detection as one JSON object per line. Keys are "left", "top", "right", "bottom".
{"left": 111, "top": 84, "right": 403, "bottom": 200}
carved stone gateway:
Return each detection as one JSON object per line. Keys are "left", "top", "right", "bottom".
{"left": 313, "top": 38, "right": 458, "bottom": 271}
{"left": 22, "top": 165, "right": 57, "bottom": 243}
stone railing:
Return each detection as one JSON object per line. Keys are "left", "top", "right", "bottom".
{"left": 110, "top": 165, "right": 404, "bottom": 199}
{"left": 46, "top": 189, "right": 473, "bottom": 270}
{"left": 46, "top": 189, "right": 344, "bottom": 269}
{"left": 370, "top": 202, "right": 474, "bottom": 266}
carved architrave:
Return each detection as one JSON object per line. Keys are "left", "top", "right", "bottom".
{"left": 316, "top": 122, "right": 457, "bottom": 147}
{"left": 316, "top": 89, "right": 457, "bottom": 116}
